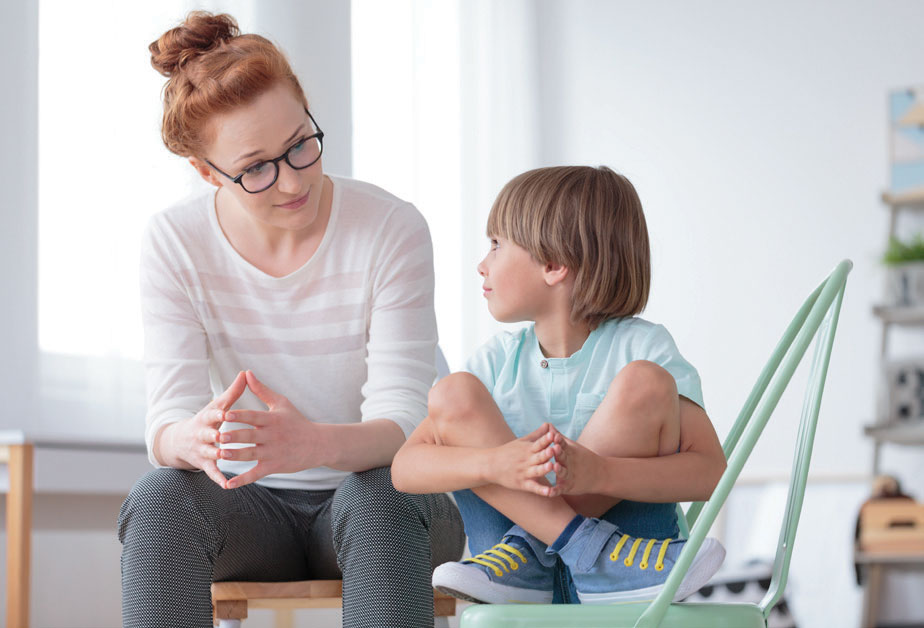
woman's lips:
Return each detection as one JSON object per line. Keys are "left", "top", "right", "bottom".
{"left": 277, "top": 191, "right": 309, "bottom": 210}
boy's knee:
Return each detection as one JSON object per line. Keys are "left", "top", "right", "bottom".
{"left": 428, "top": 372, "right": 489, "bottom": 426}
{"left": 608, "top": 360, "right": 678, "bottom": 411}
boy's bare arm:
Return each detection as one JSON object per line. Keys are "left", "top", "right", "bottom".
{"left": 391, "top": 417, "right": 558, "bottom": 495}
{"left": 550, "top": 398, "right": 726, "bottom": 502}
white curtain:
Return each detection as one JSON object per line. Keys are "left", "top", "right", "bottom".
{"left": 352, "top": 0, "right": 543, "bottom": 370}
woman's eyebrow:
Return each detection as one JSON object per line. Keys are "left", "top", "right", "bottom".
{"left": 233, "top": 123, "right": 306, "bottom": 165}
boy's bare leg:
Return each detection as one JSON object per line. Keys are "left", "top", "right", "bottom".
{"left": 428, "top": 372, "right": 576, "bottom": 545}
{"left": 564, "top": 360, "right": 681, "bottom": 517}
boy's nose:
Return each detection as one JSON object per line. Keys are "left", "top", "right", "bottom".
{"left": 477, "top": 258, "right": 487, "bottom": 277}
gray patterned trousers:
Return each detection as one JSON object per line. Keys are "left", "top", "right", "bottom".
{"left": 118, "top": 466, "right": 465, "bottom": 628}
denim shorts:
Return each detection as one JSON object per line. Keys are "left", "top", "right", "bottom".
{"left": 453, "top": 489, "right": 679, "bottom": 603}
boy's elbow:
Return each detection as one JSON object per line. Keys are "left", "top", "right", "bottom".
{"left": 391, "top": 452, "right": 411, "bottom": 492}
{"left": 703, "top": 457, "right": 727, "bottom": 499}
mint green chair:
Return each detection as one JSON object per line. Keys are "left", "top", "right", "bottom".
{"left": 461, "top": 259, "right": 852, "bottom": 628}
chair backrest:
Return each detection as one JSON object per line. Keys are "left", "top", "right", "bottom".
{"left": 636, "top": 259, "right": 852, "bottom": 628}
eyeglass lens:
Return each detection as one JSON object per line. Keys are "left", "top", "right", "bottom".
{"left": 240, "top": 136, "right": 322, "bottom": 192}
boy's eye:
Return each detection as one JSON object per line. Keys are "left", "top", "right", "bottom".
{"left": 490, "top": 239, "right": 499, "bottom": 250}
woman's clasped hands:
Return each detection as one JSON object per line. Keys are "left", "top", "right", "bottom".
{"left": 176, "top": 370, "right": 326, "bottom": 490}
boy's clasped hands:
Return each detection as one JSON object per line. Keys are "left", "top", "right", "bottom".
{"left": 502, "top": 423, "right": 601, "bottom": 498}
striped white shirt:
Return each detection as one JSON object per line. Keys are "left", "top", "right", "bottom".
{"left": 140, "top": 176, "right": 437, "bottom": 490}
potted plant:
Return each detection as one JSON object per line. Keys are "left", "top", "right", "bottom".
{"left": 884, "top": 234, "right": 924, "bottom": 306}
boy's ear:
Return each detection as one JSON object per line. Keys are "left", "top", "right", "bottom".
{"left": 189, "top": 156, "right": 223, "bottom": 188}
{"left": 543, "top": 262, "right": 570, "bottom": 287}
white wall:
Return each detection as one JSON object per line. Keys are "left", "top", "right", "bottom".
{"left": 531, "top": 0, "right": 924, "bottom": 624}
{"left": 0, "top": 0, "right": 38, "bottom": 431}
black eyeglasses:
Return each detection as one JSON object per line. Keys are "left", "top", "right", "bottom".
{"left": 206, "top": 109, "right": 324, "bottom": 194}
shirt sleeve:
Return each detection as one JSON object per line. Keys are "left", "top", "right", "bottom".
{"left": 638, "top": 324, "right": 705, "bottom": 409}
{"left": 462, "top": 332, "right": 509, "bottom": 394}
{"left": 360, "top": 203, "right": 438, "bottom": 438}
{"left": 139, "top": 216, "right": 212, "bottom": 467}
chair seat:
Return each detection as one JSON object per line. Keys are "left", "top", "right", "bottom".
{"left": 211, "top": 579, "right": 456, "bottom": 622}
{"left": 459, "top": 601, "right": 767, "bottom": 628}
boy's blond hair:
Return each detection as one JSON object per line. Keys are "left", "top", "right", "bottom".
{"left": 487, "top": 165, "right": 650, "bottom": 329}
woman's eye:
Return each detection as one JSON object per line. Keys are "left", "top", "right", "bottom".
{"left": 245, "top": 162, "right": 269, "bottom": 176}
{"left": 290, "top": 140, "right": 306, "bottom": 154}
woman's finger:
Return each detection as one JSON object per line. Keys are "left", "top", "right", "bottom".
{"left": 220, "top": 428, "right": 263, "bottom": 445}
{"left": 225, "top": 463, "right": 270, "bottom": 490}
{"left": 215, "top": 371, "right": 248, "bottom": 409}
{"left": 198, "top": 426, "right": 222, "bottom": 444}
{"left": 220, "top": 445, "right": 260, "bottom": 462}
{"left": 199, "top": 444, "right": 221, "bottom": 461}
{"left": 201, "top": 461, "right": 228, "bottom": 489}
{"left": 245, "top": 370, "right": 285, "bottom": 408}
{"left": 224, "top": 409, "right": 269, "bottom": 427}
{"left": 200, "top": 408, "right": 226, "bottom": 429}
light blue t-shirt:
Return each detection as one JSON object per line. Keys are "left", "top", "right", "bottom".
{"left": 464, "top": 317, "right": 704, "bottom": 440}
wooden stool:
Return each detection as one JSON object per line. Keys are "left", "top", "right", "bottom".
{"left": 212, "top": 579, "right": 457, "bottom": 627}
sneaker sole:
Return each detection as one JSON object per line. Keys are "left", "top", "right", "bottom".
{"left": 432, "top": 562, "right": 553, "bottom": 605}
{"left": 577, "top": 537, "right": 727, "bottom": 604}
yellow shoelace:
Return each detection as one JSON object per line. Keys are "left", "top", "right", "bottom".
{"left": 609, "top": 534, "right": 672, "bottom": 571}
{"left": 466, "top": 541, "right": 529, "bottom": 578}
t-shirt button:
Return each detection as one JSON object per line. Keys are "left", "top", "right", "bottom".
{"left": 540, "top": 359, "right": 549, "bottom": 368}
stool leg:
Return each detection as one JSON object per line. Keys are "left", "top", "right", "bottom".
{"left": 217, "top": 621, "right": 242, "bottom": 628}
{"left": 434, "top": 617, "right": 450, "bottom": 628}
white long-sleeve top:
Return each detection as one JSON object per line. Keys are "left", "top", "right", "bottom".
{"left": 140, "top": 175, "right": 437, "bottom": 490}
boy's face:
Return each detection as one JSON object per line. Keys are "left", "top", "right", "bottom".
{"left": 477, "top": 236, "right": 550, "bottom": 323}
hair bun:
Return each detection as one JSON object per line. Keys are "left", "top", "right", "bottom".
{"left": 149, "top": 11, "right": 239, "bottom": 77}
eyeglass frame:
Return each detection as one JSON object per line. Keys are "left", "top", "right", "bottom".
{"left": 205, "top": 108, "right": 324, "bottom": 194}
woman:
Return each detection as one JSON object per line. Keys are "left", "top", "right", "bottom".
{"left": 118, "top": 11, "right": 464, "bottom": 628}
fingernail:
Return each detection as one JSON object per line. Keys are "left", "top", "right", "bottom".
{"left": 221, "top": 434, "right": 230, "bottom": 443}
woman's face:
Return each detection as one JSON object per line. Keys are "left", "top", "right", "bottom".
{"left": 193, "top": 83, "right": 326, "bottom": 233}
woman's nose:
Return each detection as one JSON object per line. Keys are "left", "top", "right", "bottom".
{"left": 276, "top": 161, "right": 302, "bottom": 194}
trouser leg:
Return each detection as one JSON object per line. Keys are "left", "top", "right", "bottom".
{"left": 117, "top": 469, "right": 311, "bottom": 628}
{"left": 331, "top": 466, "right": 465, "bottom": 628}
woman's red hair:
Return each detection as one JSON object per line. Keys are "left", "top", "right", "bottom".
{"left": 149, "top": 11, "right": 307, "bottom": 157}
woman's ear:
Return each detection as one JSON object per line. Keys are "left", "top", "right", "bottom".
{"left": 188, "top": 156, "right": 223, "bottom": 188}
{"left": 543, "top": 262, "right": 570, "bottom": 287}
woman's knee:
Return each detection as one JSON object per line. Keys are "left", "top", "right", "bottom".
{"left": 118, "top": 468, "right": 219, "bottom": 542}
{"left": 331, "top": 467, "right": 425, "bottom": 540}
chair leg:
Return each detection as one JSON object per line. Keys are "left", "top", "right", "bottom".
{"left": 274, "top": 608, "right": 294, "bottom": 628}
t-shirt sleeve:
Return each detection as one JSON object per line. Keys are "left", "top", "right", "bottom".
{"left": 361, "top": 203, "right": 438, "bottom": 438}
{"left": 462, "top": 333, "right": 509, "bottom": 394}
{"left": 139, "top": 216, "right": 212, "bottom": 468}
{"left": 638, "top": 324, "right": 705, "bottom": 409}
